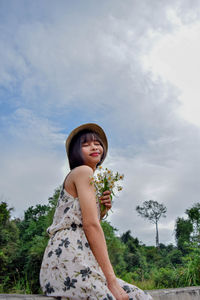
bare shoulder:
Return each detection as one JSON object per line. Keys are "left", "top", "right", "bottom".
{"left": 72, "top": 165, "right": 94, "bottom": 178}
{"left": 71, "top": 166, "right": 96, "bottom": 196}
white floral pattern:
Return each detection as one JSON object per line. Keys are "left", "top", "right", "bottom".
{"left": 40, "top": 182, "right": 153, "bottom": 300}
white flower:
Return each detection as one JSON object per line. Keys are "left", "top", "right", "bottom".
{"left": 89, "top": 166, "right": 124, "bottom": 218}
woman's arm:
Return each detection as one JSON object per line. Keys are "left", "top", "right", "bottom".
{"left": 73, "top": 165, "right": 115, "bottom": 281}
{"left": 73, "top": 166, "right": 128, "bottom": 300}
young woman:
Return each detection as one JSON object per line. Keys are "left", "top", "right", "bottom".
{"left": 40, "top": 123, "right": 153, "bottom": 300}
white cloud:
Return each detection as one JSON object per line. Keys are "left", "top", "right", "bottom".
{"left": 0, "top": 0, "right": 190, "bottom": 109}
{"left": 0, "top": 108, "right": 69, "bottom": 217}
{"left": 9, "top": 108, "right": 65, "bottom": 147}
{"left": 1, "top": 0, "right": 200, "bottom": 246}
{"left": 104, "top": 124, "right": 200, "bottom": 245}
{"left": 142, "top": 21, "right": 200, "bottom": 126}
{"left": 0, "top": 149, "right": 67, "bottom": 218}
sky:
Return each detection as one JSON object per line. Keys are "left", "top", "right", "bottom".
{"left": 1, "top": 0, "right": 200, "bottom": 246}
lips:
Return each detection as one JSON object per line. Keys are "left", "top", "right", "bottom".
{"left": 90, "top": 152, "right": 100, "bottom": 156}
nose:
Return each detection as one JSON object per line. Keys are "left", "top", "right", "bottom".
{"left": 91, "top": 141, "right": 98, "bottom": 150}
{"left": 91, "top": 143, "right": 97, "bottom": 149}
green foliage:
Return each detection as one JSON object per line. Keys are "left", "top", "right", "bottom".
{"left": 153, "top": 267, "right": 179, "bottom": 288}
{"left": 134, "top": 279, "right": 155, "bottom": 290}
{"left": 121, "top": 230, "right": 147, "bottom": 274}
{"left": 101, "top": 221, "right": 127, "bottom": 275}
{"left": 167, "top": 248, "right": 183, "bottom": 266}
{"left": 180, "top": 243, "right": 200, "bottom": 286}
{"left": 0, "top": 202, "right": 19, "bottom": 291}
{"left": 0, "top": 202, "right": 13, "bottom": 224}
{"left": 0, "top": 187, "right": 60, "bottom": 293}
{"left": 120, "top": 271, "right": 138, "bottom": 283}
{"left": 152, "top": 243, "right": 200, "bottom": 289}
{"left": 175, "top": 217, "right": 193, "bottom": 252}
{"left": 186, "top": 203, "right": 200, "bottom": 243}
{"left": 9, "top": 272, "right": 31, "bottom": 294}
{"left": 1, "top": 194, "right": 200, "bottom": 293}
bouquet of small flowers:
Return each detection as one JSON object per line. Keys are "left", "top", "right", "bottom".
{"left": 90, "top": 166, "right": 124, "bottom": 217}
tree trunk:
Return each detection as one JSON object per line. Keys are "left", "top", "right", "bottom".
{"left": 156, "top": 221, "right": 159, "bottom": 248}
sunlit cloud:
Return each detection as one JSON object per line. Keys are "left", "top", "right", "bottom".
{"left": 142, "top": 20, "right": 200, "bottom": 126}
{"left": 1, "top": 0, "right": 200, "bottom": 245}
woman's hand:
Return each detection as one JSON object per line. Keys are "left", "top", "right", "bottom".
{"left": 100, "top": 190, "right": 112, "bottom": 209}
{"left": 100, "top": 190, "right": 112, "bottom": 219}
{"left": 107, "top": 278, "right": 129, "bottom": 300}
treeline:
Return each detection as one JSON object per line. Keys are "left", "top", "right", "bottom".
{"left": 0, "top": 188, "right": 200, "bottom": 293}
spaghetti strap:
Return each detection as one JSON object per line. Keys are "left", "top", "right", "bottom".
{"left": 62, "top": 171, "right": 72, "bottom": 188}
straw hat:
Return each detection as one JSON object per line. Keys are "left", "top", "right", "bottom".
{"left": 65, "top": 123, "right": 108, "bottom": 161}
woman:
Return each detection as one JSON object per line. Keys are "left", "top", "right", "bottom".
{"left": 40, "top": 123, "right": 153, "bottom": 300}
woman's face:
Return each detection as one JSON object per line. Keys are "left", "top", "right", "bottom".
{"left": 81, "top": 138, "right": 103, "bottom": 169}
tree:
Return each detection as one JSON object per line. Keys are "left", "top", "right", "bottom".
{"left": 0, "top": 202, "right": 19, "bottom": 291}
{"left": 186, "top": 203, "right": 200, "bottom": 243}
{"left": 16, "top": 188, "right": 60, "bottom": 293}
{"left": 136, "top": 200, "right": 167, "bottom": 248}
{"left": 121, "top": 230, "right": 139, "bottom": 247}
{"left": 120, "top": 230, "right": 145, "bottom": 273}
{"left": 175, "top": 217, "right": 193, "bottom": 252}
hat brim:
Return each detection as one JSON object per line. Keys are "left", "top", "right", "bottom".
{"left": 65, "top": 123, "right": 108, "bottom": 163}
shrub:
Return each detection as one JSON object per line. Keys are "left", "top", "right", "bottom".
{"left": 153, "top": 267, "right": 179, "bottom": 288}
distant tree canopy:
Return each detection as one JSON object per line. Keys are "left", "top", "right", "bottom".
{"left": 175, "top": 217, "right": 193, "bottom": 252}
{"left": 0, "top": 202, "right": 19, "bottom": 286}
{"left": 136, "top": 200, "right": 167, "bottom": 248}
{"left": 186, "top": 203, "right": 200, "bottom": 243}
{"left": 175, "top": 203, "right": 200, "bottom": 251}
{"left": 0, "top": 201, "right": 13, "bottom": 225}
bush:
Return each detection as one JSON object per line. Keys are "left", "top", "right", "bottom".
{"left": 153, "top": 267, "right": 179, "bottom": 288}
{"left": 179, "top": 245, "right": 200, "bottom": 286}
{"left": 120, "top": 272, "right": 137, "bottom": 283}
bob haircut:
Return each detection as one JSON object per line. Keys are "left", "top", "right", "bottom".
{"left": 68, "top": 129, "right": 106, "bottom": 170}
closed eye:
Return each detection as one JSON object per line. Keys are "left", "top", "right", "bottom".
{"left": 82, "top": 141, "right": 100, "bottom": 146}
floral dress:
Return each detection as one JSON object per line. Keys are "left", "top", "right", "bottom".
{"left": 40, "top": 179, "right": 153, "bottom": 300}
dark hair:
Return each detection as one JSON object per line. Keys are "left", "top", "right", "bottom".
{"left": 68, "top": 129, "right": 106, "bottom": 170}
